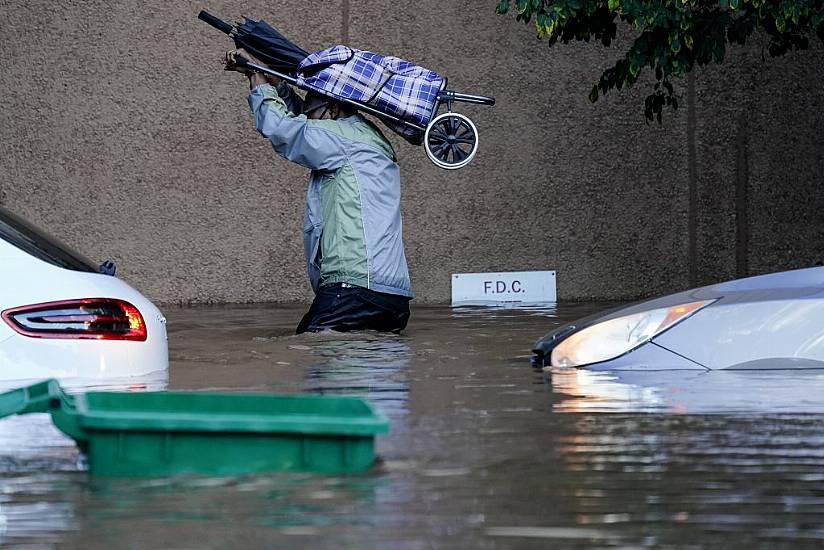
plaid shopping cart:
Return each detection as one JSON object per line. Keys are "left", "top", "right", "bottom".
{"left": 200, "top": 11, "right": 495, "bottom": 170}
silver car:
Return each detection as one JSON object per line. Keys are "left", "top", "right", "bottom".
{"left": 533, "top": 266, "right": 824, "bottom": 371}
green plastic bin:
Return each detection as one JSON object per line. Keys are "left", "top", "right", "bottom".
{"left": 0, "top": 379, "right": 389, "bottom": 476}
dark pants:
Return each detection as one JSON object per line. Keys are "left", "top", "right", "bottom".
{"left": 296, "top": 283, "right": 411, "bottom": 334}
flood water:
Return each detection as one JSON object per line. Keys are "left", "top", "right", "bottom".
{"left": 4, "top": 303, "right": 824, "bottom": 548}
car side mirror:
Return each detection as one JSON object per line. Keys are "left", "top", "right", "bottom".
{"left": 99, "top": 260, "right": 117, "bottom": 276}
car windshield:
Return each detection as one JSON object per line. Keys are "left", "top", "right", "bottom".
{"left": 0, "top": 206, "right": 98, "bottom": 273}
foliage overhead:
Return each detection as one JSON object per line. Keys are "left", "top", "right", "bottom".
{"left": 496, "top": 0, "right": 824, "bottom": 121}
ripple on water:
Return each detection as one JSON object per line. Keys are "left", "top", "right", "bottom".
{"left": 0, "top": 303, "right": 824, "bottom": 548}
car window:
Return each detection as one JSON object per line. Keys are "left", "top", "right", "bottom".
{"left": 0, "top": 206, "right": 98, "bottom": 273}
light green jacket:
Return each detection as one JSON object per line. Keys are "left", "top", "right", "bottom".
{"left": 248, "top": 83, "right": 412, "bottom": 297}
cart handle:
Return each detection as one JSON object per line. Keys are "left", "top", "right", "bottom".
{"left": 438, "top": 90, "right": 495, "bottom": 106}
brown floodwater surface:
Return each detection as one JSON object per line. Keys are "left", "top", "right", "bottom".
{"left": 4, "top": 303, "right": 824, "bottom": 548}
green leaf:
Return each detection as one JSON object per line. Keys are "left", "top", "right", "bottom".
{"left": 494, "top": 0, "right": 822, "bottom": 123}
{"left": 589, "top": 85, "right": 599, "bottom": 102}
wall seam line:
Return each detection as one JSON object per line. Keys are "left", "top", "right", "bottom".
{"left": 735, "top": 113, "right": 749, "bottom": 277}
{"left": 687, "top": 71, "right": 698, "bottom": 288}
{"left": 341, "top": 0, "right": 350, "bottom": 44}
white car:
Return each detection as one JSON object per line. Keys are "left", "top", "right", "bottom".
{"left": 0, "top": 206, "right": 168, "bottom": 384}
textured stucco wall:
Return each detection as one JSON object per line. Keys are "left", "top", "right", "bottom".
{"left": 1, "top": 1, "right": 822, "bottom": 304}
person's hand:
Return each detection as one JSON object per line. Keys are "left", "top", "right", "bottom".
{"left": 223, "top": 48, "right": 281, "bottom": 86}
{"left": 223, "top": 48, "right": 263, "bottom": 74}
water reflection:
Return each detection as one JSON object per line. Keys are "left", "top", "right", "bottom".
{"left": 450, "top": 303, "right": 560, "bottom": 316}
{"left": 549, "top": 367, "right": 824, "bottom": 413}
{"left": 0, "top": 472, "right": 394, "bottom": 547}
{"left": 304, "top": 335, "right": 410, "bottom": 418}
{"left": 0, "top": 369, "right": 169, "bottom": 394}
{"left": 0, "top": 477, "right": 77, "bottom": 545}
{"left": 81, "top": 473, "right": 387, "bottom": 525}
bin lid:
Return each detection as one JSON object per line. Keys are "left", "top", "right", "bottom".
{"left": 0, "top": 379, "right": 61, "bottom": 418}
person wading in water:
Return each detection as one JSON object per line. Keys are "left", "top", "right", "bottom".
{"left": 224, "top": 49, "right": 413, "bottom": 334}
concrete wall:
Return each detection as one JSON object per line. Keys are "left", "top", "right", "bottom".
{"left": 1, "top": 0, "right": 822, "bottom": 304}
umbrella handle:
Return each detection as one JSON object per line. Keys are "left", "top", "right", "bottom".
{"left": 232, "top": 57, "right": 255, "bottom": 72}
{"left": 230, "top": 57, "right": 277, "bottom": 79}
{"left": 233, "top": 59, "right": 298, "bottom": 85}
{"left": 198, "top": 10, "right": 233, "bottom": 35}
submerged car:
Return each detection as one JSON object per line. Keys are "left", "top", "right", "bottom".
{"left": 533, "top": 266, "right": 824, "bottom": 371}
{"left": 0, "top": 206, "right": 168, "bottom": 383}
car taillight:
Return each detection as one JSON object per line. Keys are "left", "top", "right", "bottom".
{"left": 1, "top": 299, "right": 147, "bottom": 341}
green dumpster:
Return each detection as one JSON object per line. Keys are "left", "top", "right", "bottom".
{"left": 0, "top": 379, "right": 389, "bottom": 476}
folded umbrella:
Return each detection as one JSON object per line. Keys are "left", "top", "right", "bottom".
{"left": 233, "top": 17, "right": 308, "bottom": 73}
{"left": 199, "top": 11, "right": 308, "bottom": 74}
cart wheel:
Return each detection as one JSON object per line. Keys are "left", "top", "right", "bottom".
{"left": 424, "top": 113, "right": 479, "bottom": 170}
